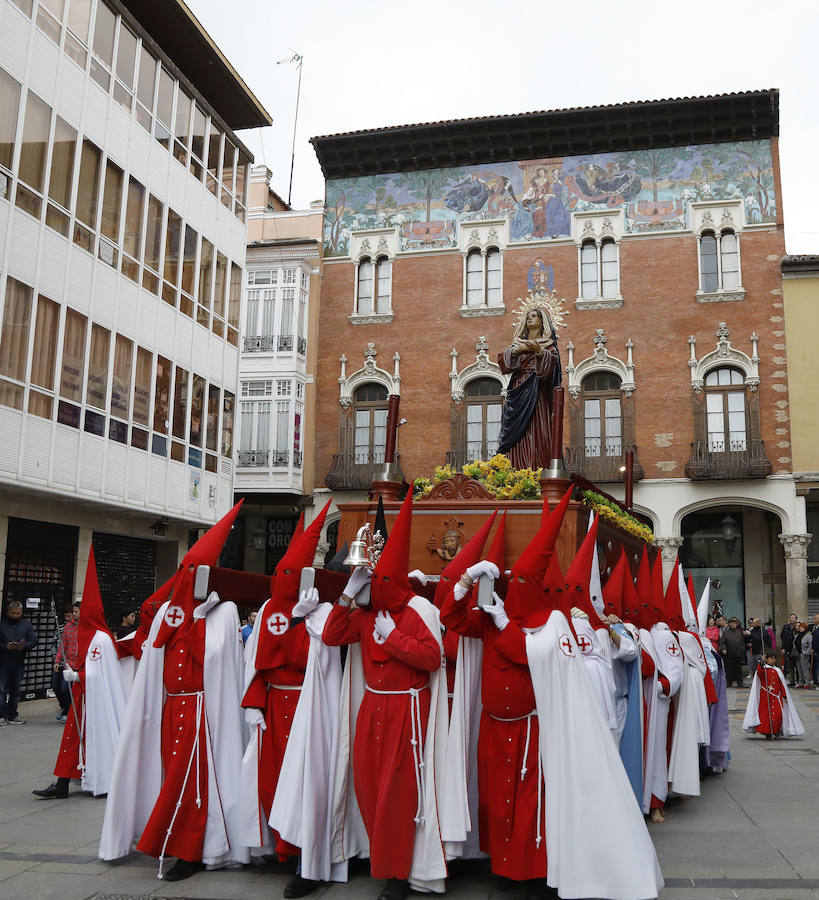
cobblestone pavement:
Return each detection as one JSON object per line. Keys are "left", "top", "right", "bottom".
{"left": 2, "top": 682, "right": 819, "bottom": 899}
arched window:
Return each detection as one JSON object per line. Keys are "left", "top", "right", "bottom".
{"left": 465, "top": 377, "right": 502, "bottom": 461}
{"left": 375, "top": 257, "right": 391, "bottom": 314}
{"left": 601, "top": 239, "right": 619, "bottom": 299}
{"left": 356, "top": 257, "right": 374, "bottom": 314}
{"left": 353, "top": 382, "right": 388, "bottom": 464}
{"left": 699, "top": 229, "right": 742, "bottom": 294}
{"left": 704, "top": 367, "right": 746, "bottom": 452}
{"left": 580, "top": 240, "right": 597, "bottom": 299}
{"left": 463, "top": 247, "right": 503, "bottom": 309}
{"left": 582, "top": 371, "right": 622, "bottom": 457}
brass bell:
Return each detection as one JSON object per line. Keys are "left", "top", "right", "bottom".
{"left": 344, "top": 524, "right": 372, "bottom": 567}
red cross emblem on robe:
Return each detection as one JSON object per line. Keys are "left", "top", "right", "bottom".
{"left": 558, "top": 633, "right": 574, "bottom": 656}
{"left": 89, "top": 644, "right": 101, "bottom": 661}
{"left": 266, "top": 611, "right": 288, "bottom": 636}
{"left": 666, "top": 640, "right": 680, "bottom": 657}
{"left": 164, "top": 605, "right": 185, "bottom": 627}
{"left": 576, "top": 634, "right": 593, "bottom": 655}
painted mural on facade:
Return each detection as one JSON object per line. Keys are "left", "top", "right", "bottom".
{"left": 322, "top": 139, "right": 776, "bottom": 257}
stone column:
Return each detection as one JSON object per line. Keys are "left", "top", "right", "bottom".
{"left": 778, "top": 533, "right": 812, "bottom": 622}
{"left": 654, "top": 536, "right": 684, "bottom": 590}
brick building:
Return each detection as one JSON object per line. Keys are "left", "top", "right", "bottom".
{"left": 308, "top": 90, "right": 810, "bottom": 623}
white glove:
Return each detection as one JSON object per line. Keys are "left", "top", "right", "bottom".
{"left": 193, "top": 591, "right": 220, "bottom": 620}
{"left": 374, "top": 610, "right": 396, "bottom": 641}
{"left": 453, "top": 581, "right": 470, "bottom": 602}
{"left": 483, "top": 594, "right": 509, "bottom": 632}
{"left": 244, "top": 707, "right": 266, "bottom": 731}
{"left": 344, "top": 566, "right": 372, "bottom": 600}
{"left": 466, "top": 560, "right": 500, "bottom": 582}
{"left": 408, "top": 569, "right": 428, "bottom": 586}
{"left": 63, "top": 667, "right": 79, "bottom": 683}
{"left": 292, "top": 587, "right": 320, "bottom": 619}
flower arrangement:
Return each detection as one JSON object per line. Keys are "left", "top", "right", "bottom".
{"left": 581, "top": 490, "right": 654, "bottom": 544}
{"left": 414, "top": 454, "right": 542, "bottom": 500}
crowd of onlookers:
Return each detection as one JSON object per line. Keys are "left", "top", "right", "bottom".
{"left": 703, "top": 611, "right": 819, "bottom": 689}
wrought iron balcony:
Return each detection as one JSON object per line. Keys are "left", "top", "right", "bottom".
{"left": 237, "top": 450, "right": 269, "bottom": 467}
{"left": 293, "top": 451, "right": 303, "bottom": 468}
{"left": 277, "top": 334, "right": 294, "bottom": 352}
{"left": 685, "top": 438, "right": 772, "bottom": 480}
{"left": 297, "top": 337, "right": 307, "bottom": 355}
{"left": 272, "top": 451, "right": 289, "bottom": 467}
{"left": 564, "top": 444, "right": 644, "bottom": 484}
{"left": 325, "top": 453, "right": 403, "bottom": 491}
{"left": 242, "top": 335, "right": 275, "bottom": 352}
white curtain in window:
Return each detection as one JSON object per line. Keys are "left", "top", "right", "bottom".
{"left": 700, "top": 234, "right": 718, "bottom": 292}
{"left": 245, "top": 289, "right": 259, "bottom": 335}
{"left": 275, "top": 400, "right": 288, "bottom": 452}
{"left": 261, "top": 289, "right": 276, "bottom": 336}
{"left": 581, "top": 243, "right": 598, "bottom": 299}
{"left": 354, "top": 409, "right": 369, "bottom": 463}
{"left": 727, "top": 391, "right": 746, "bottom": 449}
{"left": 601, "top": 241, "right": 619, "bottom": 299}
{"left": 706, "top": 393, "right": 724, "bottom": 451}
{"left": 486, "top": 402, "right": 502, "bottom": 456}
{"left": 466, "top": 404, "right": 483, "bottom": 459}
{"left": 466, "top": 252, "right": 483, "bottom": 307}
{"left": 357, "top": 260, "right": 374, "bottom": 314}
{"left": 239, "top": 401, "right": 254, "bottom": 452}
{"left": 486, "top": 250, "right": 501, "bottom": 306}
{"left": 604, "top": 397, "right": 622, "bottom": 455}
{"left": 720, "top": 232, "right": 739, "bottom": 290}
{"left": 584, "top": 398, "right": 601, "bottom": 455}
{"left": 372, "top": 408, "right": 387, "bottom": 463}
{"left": 280, "top": 289, "right": 294, "bottom": 336}
{"left": 376, "top": 258, "right": 391, "bottom": 314}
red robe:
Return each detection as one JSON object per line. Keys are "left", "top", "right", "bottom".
{"left": 243, "top": 615, "right": 309, "bottom": 857}
{"left": 755, "top": 664, "right": 785, "bottom": 736}
{"left": 54, "top": 679, "right": 84, "bottom": 779}
{"left": 136, "top": 621, "right": 208, "bottom": 863}
{"left": 441, "top": 595, "right": 547, "bottom": 881}
{"left": 323, "top": 603, "right": 440, "bottom": 880}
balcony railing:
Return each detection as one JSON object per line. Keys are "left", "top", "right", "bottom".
{"left": 243, "top": 335, "right": 275, "bottom": 353}
{"left": 237, "top": 450, "right": 269, "bottom": 467}
{"left": 272, "top": 451, "right": 289, "bottom": 467}
{"left": 685, "top": 438, "right": 772, "bottom": 480}
{"left": 297, "top": 337, "right": 307, "bottom": 355}
{"left": 564, "top": 444, "right": 644, "bottom": 484}
{"left": 445, "top": 447, "right": 499, "bottom": 469}
{"left": 326, "top": 453, "right": 403, "bottom": 491}
{"left": 293, "top": 451, "right": 303, "bottom": 468}
{"left": 277, "top": 334, "right": 294, "bottom": 352}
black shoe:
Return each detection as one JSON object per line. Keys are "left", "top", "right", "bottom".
{"left": 32, "top": 782, "right": 68, "bottom": 799}
{"left": 497, "top": 876, "right": 515, "bottom": 892}
{"left": 524, "top": 879, "right": 559, "bottom": 900}
{"left": 377, "top": 879, "right": 408, "bottom": 900}
{"left": 163, "top": 858, "right": 204, "bottom": 881}
{"left": 284, "top": 875, "right": 321, "bottom": 898}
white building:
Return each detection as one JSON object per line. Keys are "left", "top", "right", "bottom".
{"left": 235, "top": 165, "right": 324, "bottom": 575}
{"left": 0, "top": 0, "right": 271, "bottom": 694}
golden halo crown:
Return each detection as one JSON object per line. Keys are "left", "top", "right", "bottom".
{"left": 512, "top": 288, "right": 569, "bottom": 333}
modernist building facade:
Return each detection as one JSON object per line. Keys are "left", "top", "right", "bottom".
{"left": 310, "top": 90, "right": 811, "bottom": 623}
{"left": 0, "top": 0, "right": 270, "bottom": 679}
{"left": 233, "top": 165, "right": 324, "bottom": 574}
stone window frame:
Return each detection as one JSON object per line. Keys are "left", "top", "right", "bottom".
{"left": 349, "top": 228, "right": 398, "bottom": 325}
{"left": 691, "top": 200, "right": 746, "bottom": 304}
{"left": 571, "top": 210, "right": 625, "bottom": 310}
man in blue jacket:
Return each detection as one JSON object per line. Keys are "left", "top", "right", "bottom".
{"left": 0, "top": 601, "right": 38, "bottom": 725}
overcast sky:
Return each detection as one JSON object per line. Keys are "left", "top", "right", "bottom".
{"left": 189, "top": 0, "right": 819, "bottom": 254}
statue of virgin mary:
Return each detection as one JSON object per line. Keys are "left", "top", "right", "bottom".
{"left": 497, "top": 306, "right": 562, "bottom": 469}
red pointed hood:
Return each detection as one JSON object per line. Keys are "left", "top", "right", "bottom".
{"left": 77, "top": 546, "right": 113, "bottom": 665}
{"left": 603, "top": 549, "right": 626, "bottom": 619}
{"left": 663, "top": 557, "right": 687, "bottom": 631}
{"left": 433, "top": 510, "right": 497, "bottom": 608}
{"left": 505, "top": 489, "right": 570, "bottom": 628}
{"left": 153, "top": 499, "right": 243, "bottom": 648}
{"left": 563, "top": 513, "right": 601, "bottom": 622}
{"left": 371, "top": 490, "right": 414, "bottom": 612}
{"left": 129, "top": 573, "right": 178, "bottom": 659}
{"left": 635, "top": 545, "right": 655, "bottom": 630}
{"left": 650, "top": 554, "right": 666, "bottom": 626}
{"left": 291, "top": 511, "right": 305, "bottom": 542}
{"left": 540, "top": 494, "right": 551, "bottom": 526}
{"left": 485, "top": 511, "right": 507, "bottom": 571}
{"left": 270, "top": 501, "right": 331, "bottom": 612}
{"left": 620, "top": 553, "right": 641, "bottom": 624}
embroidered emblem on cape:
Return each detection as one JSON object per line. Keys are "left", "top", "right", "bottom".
{"left": 266, "top": 612, "right": 288, "bottom": 635}
{"left": 558, "top": 634, "right": 574, "bottom": 656}
{"left": 666, "top": 640, "right": 680, "bottom": 657}
{"left": 89, "top": 644, "right": 102, "bottom": 660}
{"left": 164, "top": 605, "right": 185, "bottom": 627}
{"left": 576, "top": 634, "right": 593, "bottom": 654}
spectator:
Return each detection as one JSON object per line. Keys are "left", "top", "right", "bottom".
{"left": 746, "top": 618, "right": 765, "bottom": 673}
{"left": 717, "top": 615, "right": 728, "bottom": 640}
{"left": 705, "top": 617, "right": 720, "bottom": 652}
{"left": 241, "top": 609, "right": 257, "bottom": 645}
{"left": 720, "top": 617, "right": 747, "bottom": 687}
{"left": 797, "top": 623, "right": 813, "bottom": 688}
{"left": 54, "top": 601, "right": 81, "bottom": 680}
{"left": 781, "top": 613, "right": 799, "bottom": 686}
{"left": 0, "top": 601, "right": 38, "bottom": 725}
{"left": 765, "top": 618, "right": 777, "bottom": 651}
{"left": 812, "top": 615, "right": 819, "bottom": 688}
{"left": 116, "top": 609, "right": 136, "bottom": 639}
{"left": 51, "top": 611, "right": 72, "bottom": 723}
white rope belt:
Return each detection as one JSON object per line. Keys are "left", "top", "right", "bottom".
{"left": 158, "top": 690, "right": 205, "bottom": 879}
{"left": 489, "top": 709, "right": 543, "bottom": 848}
{"left": 366, "top": 683, "right": 430, "bottom": 824}
{"left": 269, "top": 683, "right": 302, "bottom": 691}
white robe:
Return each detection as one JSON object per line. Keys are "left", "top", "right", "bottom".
{"left": 572, "top": 615, "right": 618, "bottom": 732}
{"left": 678, "top": 631, "right": 711, "bottom": 745}
{"left": 609, "top": 623, "right": 639, "bottom": 742}
{"left": 667, "top": 633, "right": 702, "bottom": 798}
{"left": 527, "top": 612, "right": 663, "bottom": 900}
{"left": 639, "top": 627, "right": 669, "bottom": 812}
{"left": 82, "top": 629, "right": 128, "bottom": 796}
{"left": 743, "top": 666, "right": 805, "bottom": 736}
{"left": 99, "top": 597, "right": 249, "bottom": 869}
{"left": 268, "top": 603, "right": 347, "bottom": 883}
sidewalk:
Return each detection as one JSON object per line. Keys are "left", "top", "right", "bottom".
{"left": 1, "top": 684, "right": 819, "bottom": 899}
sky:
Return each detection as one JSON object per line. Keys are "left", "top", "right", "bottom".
{"left": 189, "top": 0, "right": 819, "bottom": 254}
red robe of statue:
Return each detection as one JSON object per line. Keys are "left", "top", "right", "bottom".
{"left": 323, "top": 603, "right": 440, "bottom": 880}
{"left": 137, "top": 621, "right": 209, "bottom": 862}
{"left": 755, "top": 664, "right": 785, "bottom": 736}
{"left": 440, "top": 596, "right": 546, "bottom": 881}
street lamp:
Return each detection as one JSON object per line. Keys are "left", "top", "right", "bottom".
{"left": 720, "top": 514, "right": 737, "bottom": 557}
